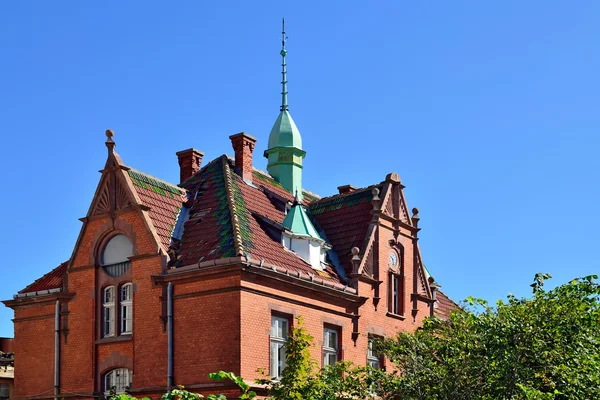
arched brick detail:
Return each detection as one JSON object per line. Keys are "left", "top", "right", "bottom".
{"left": 98, "top": 351, "right": 133, "bottom": 376}
{"left": 90, "top": 219, "right": 138, "bottom": 265}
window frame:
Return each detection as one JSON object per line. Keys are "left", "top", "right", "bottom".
{"left": 102, "top": 286, "right": 116, "bottom": 337}
{"left": 103, "top": 368, "right": 132, "bottom": 395}
{"left": 120, "top": 283, "right": 133, "bottom": 335}
{"left": 367, "top": 336, "right": 384, "bottom": 370}
{"left": 387, "top": 248, "right": 404, "bottom": 317}
{"left": 323, "top": 326, "right": 341, "bottom": 367}
{"left": 270, "top": 314, "right": 291, "bottom": 380}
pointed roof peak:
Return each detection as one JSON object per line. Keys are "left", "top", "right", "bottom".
{"left": 283, "top": 202, "right": 323, "bottom": 241}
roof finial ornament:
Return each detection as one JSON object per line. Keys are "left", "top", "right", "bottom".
{"left": 105, "top": 129, "right": 115, "bottom": 153}
{"left": 293, "top": 190, "right": 300, "bottom": 206}
{"left": 280, "top": 18, "right": 289, "bottom": 112}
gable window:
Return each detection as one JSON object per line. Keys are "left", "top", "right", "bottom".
{"left": 323, "top": 327, "right": 340, "bottom": 367}
{"left": 120, "top": 283, "right": 133, "bottom": 334}
{"left": 101, "top": 234, "right": 133, "bottom": 277}
{"left": 270, "top": 315, "right": 289, "bottom": 379}
{"left": 103, "top": 286, "right": 116, "bottom": 337}
{"left": 367, "top": 336, "right": 383, "bottom": 370}
{"left": 104, "top": 368, "right": 132, "bottom": 395}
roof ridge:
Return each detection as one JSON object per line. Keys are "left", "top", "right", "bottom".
{"left": 19, "top": 260, "right": 68, "bottom": 294}
{"left": 221, "top": 156, "right": 244, "bottom": 257}
{"left": 309, "top": 183, "right": 380, "bottom": 205}
{"left": 128, "top": 167, "right": 184, "bottom": 194}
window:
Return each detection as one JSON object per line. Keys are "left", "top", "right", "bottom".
{"left": 0, "top": 384, "right": 9, "bottom": 400}
{"left": 270, "top": 315, "right": 289, "bottom": 379}
{"left": 104, "top": 368, "right": 132, "bottom": 394}
{"left": 367, "top": 336, "right": 383, "bottom": 369}
{"left": 103, "top": 286, "right": 116, "bottom": 337}
{"left": 101, "top": 234, "right": 133, "bottom": 277}
{"left": 389, "top": 272, "right": 404, "bottom": 315}
{"left": 323, "top": 327, "right": 340, "bottom": 367}
{"left": 120, "top": 283, "right": 133, "bottom": 334}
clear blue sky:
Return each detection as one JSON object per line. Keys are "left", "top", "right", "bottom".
{"left": 1, "top": 1, "right": 598, "bottom": 337}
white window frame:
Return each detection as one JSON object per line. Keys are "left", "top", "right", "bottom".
{"left": 367, "top": 337, "right": 381, "bottom": 369}
{"left": 104, "top": 368, "right": 132, "bottom": 395}
{"left": 270, "top": 316, "right": 289, "bottom": 379}
{"left": 103, "top": 286, "right": 116, "bottom": 337}
{"left": 323, "top": 327, "right": 339, "bottom": 367}
{"left": 120, "top": 283, "right": 133, "bottom": 335}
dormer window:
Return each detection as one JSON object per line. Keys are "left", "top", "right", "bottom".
{"left": 101, "top": 234, "right": 133, "bottom": 277}
{"left": 281, "top": 195, "right": 330, "bottom": 270}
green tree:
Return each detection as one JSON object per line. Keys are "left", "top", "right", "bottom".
{"left": 258, "top": 316, "right": 380, "bottom": 400}
{"left": 378, "top": 274, "right": 600, "bottom": 400}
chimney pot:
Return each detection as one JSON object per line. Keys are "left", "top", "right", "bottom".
{"left": 230, "top": 132, "right": 258, "bottom": 183}
{"left": 337, "top": 184, "right": 357, "bottom": 195}
{"left": 176, "top": 148, "right": 204, "bottom": 184}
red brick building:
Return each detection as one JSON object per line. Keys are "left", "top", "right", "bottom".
{"left": 3, "top": 26, "right": 454, "bottom": 399}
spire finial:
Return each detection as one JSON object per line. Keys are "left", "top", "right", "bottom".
{"left": 280, "top": 18, "right": 288, "bottom": 112}
{"left": 105, "top": 129, "right": 115, "bottom": 153}
{"left": 293, "top": 190, "right": 300, "bottom": 205}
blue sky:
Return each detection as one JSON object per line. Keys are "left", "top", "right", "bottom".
{"left": 1, "top": 1, "right": 598, "bottom": 337}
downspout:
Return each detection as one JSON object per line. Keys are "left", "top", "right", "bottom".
{"left": 54, "top": 300, "right": 60, "bottom": 400}
{"left": 167, "top": 282, "right": 174, "bottom": 390}
{"left": 411, "top": 208, "right": 420, "bottom": 322}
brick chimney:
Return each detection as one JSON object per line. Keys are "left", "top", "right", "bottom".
{"left": 337, "top": 184, "right": 357, "bottom": 195}
{"left": 230, "top": 132, "right": 257, "bottom": 183}
{"left": 176, "top": 148, "right": 204, "bottom": 184}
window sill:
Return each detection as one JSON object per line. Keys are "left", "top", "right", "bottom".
{"left": 385, "top": 312, "right": 406, "bottom": 321}
{"left": 96, "top": 334, "right": 133, "bottom": 345}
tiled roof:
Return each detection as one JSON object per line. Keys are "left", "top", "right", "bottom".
{"left": 177, "top": 156, "right": 342, "bottom": 286}
{"left": 128, "top": 169, "right": 187, "bottom": 251}
{"left": 19, "top": 260, "right": 68, "bottom": 294}
{"left": 435, "top": 290, "right": 458, "bottom": 320}
{"left": 178, "top": 157, "right": 240, "bottom": 264}
{"left": 309, "top": 186, "right": 380, "bottom": 274}
{"left": 253, "top": 169, "right": 319, "bottom": 205}
{"left": 19, "top": 154, "right": 452, "bottom": 300}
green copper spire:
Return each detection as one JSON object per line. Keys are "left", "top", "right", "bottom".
{"left": 282, "top": 193, "right": 323, "bottom": 240}
{"left": 265, "top": 18, "right": 306, "bottom": 200}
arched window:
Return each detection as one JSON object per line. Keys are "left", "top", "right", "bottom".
{"left": 101, "top": 235, "right": 133, "bottom": 277}
{"left": 104, "top": 368, "right": 132, "bottom": 395}
{"left": 387, "top": 249, "right": 404, "bottom": 316}
{"left": 103, "top": 286, "right": 115, "bottom": 337}
{"left": 120, "top": 283, "right": 133, "bottom": 334}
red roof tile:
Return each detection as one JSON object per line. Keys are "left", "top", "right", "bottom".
{"left": 434, "top": 290, "right": 458, "bottom": 320}
{"left": 128, "top": 169, "right": 187, "bottom": 251}
{"left": 232, "top": 169, "right": 342, "bottom": 285}
{"left": 309, "top": 186, "right": 380, "bottom": 274}
{"left": 19, "top": 260, "right": 68, "bottom": 294}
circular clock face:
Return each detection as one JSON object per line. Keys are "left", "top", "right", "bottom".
{"left": 389, "top": 252, "right": 398, "bottom": 266}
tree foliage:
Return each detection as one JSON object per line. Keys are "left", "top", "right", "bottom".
{"left": 378, "top": 274, "right": 600, "bottom": 400}
{"left": 257, "top": 316, "right": 381, "bottom": 400}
